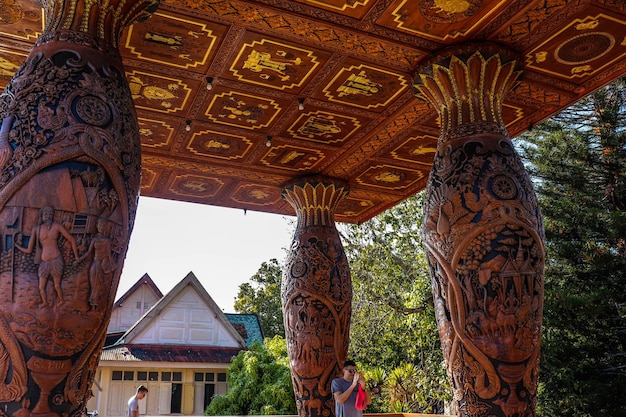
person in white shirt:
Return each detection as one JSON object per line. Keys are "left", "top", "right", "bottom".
{"left": 126, "top": 385, "right": 148, "bottom": 417}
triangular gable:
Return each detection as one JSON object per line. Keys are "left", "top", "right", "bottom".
{"left": 107, "top": 273, "right": 164, "bottom": 333}
{"left": 117, "top": 272, "right": 246, "bottom": 348}
{"left": 114, "top": 273, "right": 163, "bottom": 307}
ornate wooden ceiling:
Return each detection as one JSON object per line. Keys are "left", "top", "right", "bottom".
{"left": 0, "top": 0, "right": 625, "bottom": 223}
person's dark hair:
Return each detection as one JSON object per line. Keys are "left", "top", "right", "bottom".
{"left": 343, "top": 360, "right": 356, "bottom": 368}
{"left": 137, "top": 385, "right": 149, "bottom": 393}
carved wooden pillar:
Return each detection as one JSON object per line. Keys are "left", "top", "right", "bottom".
{"left": 414, "top": 44, "right": 545, "bottom": 417}
{"left": 281, "top": 176, "right": 351, "bottom": 417}
{"left": 0, "top": 0, "right": 158, "bottom": 415}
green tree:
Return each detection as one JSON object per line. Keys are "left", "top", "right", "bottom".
{"left": 234, "top": 259, "right": 285, "bottom": 338}
{"left": 205, "top": 336, "right": 296, "bottom": 415}
{"left": 340, "top": 193, "right": 450, "bottom": 413}
{"left": 518, "top": 78, "right": 626, "bottom": 417}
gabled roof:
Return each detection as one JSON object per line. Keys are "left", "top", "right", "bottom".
{"left": 114, "top": 273, "right": 163, "bottom": 308}
{"left": 102, "top": 344, "right": 241, "bottom": 363}
{"left": 224, "top": 313, "right": 264, "bottom": 347}
{"left": 115, "top": 272, "right": 247, "bottom": 348}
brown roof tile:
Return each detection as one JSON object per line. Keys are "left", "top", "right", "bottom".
{"left": 101, "top": 344, "right": 243, "bottom": 363}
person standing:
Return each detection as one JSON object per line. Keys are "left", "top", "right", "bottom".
{"left": 16, "top": 205, "right": 79, "bottom": 306}
{"left": 126, "top": 385, "right": 148, "bottom": 417}
{"left": 332, "top": 360, "right": 371, "bottom": 417}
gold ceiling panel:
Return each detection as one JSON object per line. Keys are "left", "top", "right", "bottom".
{"left": 302, "top": 0, "right": 375, "bottom": 19}
{"left": 140, "top": 168, "right": 159, "bottom": 192}
{"left": 390, "top": 134, "right": 438, "bottom": 166}
{"left": 0, "top": 1, "right": 43, "bottom": 41}
{"left": 127, "top": 70, "right": 194, "bottom": 114}
{"left": 525, "top": 9, "right": 626, "bottom": 83}
{"left": 202, "top": 89, "right": 285, "bottom": 130}
{"left": 123, "top": 11, "right": 226, "bottom": 72}
{"left": 284, "top": 110, "right": 365, "bottom": 145}
{"left": 185, "top": 129, "right": 254, "bottom": 160}
{"left": 226, "top": 34, "right": 329, "bottom": 92}
{"left": 230, "top": 184, "right": 283, "bottom": 207}
{"left": 356, "top": 164, "right": 426, "bottom": 190}
{"left": 377, "top": 0, "right": 509, "bottom": 42}
{"left": 1, "top": 0, "right": 626, "bottom": 223}
{"left": 0, "top": 47, "right": 26, "bottom": 89}
{"left": 317, "top": 61, "right": 410, "bottom": 111}
{"left": 260, "top": 144, "right": 326, "bottom": 172}
{"left": 167, "top": 174, "right": 226, "bottom": 199}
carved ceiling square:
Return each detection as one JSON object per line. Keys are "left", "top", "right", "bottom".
{"left": 202, "top": 88, "right": 286, "bottom": 130}
{"left": 166, "top": 174, "right": 226, "bottom": 199}
{"left": 121, "top": 11, "right": 226, "bottom": 73}
{"left": 224, "top": 32, "right": 331, "bottom": 93}
{"left": 139, "top": 117, "right": 176, "bottom": 149}
{"left": 260, "top": 144, "right": 326, "bottom": 172}
{"left": 389, "top": 133, "right": 438, "bottom": 165}
{"left": 524, "top": 8, "right": 626, "bottom": 83}
{"left": 376, "top": 0, "right": 509, "bottom": 43}
{"left": 185, "top": 128, "right": 254, "bottom": 160}
{"left": 140, "top": 168, "right": 159, "bottom": 192}
{"left": 126, "top": 70, "right": 195, "bottom": 114}
{"left": 230, "top": 184, "right": 283, "bottom": 207}
{"left": 299, "top": 0, "right": 375, "bottom": 19}
{"left": 336, "top": 196, "right": 376, "bottom": 220}
{"left": 0, "top": 47, "right": 26, "bottom": 89}
{"left": 355, "top": 164, "right": 426, "bottom": 190}
{"left": 315, "top": 60, "right": 410, "bottom": 111}
{"left": 0, "top": 1, "right": 43, "bottom": 41}
{"left": 283, "top": 108, "right": 366, "bottom": 145}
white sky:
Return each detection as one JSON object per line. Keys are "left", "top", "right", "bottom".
{"left": 117, "top": 196, "right": 296, "bottom": 312}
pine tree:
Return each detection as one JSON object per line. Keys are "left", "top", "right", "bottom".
{"left": 518, "top": 78, "right": 626, "bottom": 417}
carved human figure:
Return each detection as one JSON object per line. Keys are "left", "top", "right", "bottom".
{"left": 77, "top": 218, "right": 115, "bottom": 312}
{"left": 16, "top": 205, "right": 79, "bottom": 306}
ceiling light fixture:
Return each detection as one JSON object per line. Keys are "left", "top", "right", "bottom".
{"left": 206, "top": 77, "right": 213, "bottom": 91}
{"left": 266, "top": 136, "right": 272, "bottom": 147}
{"left": 185, "top": 120, "right": 192, "bottom": 131}
{"left": 298, "top": 98, "right": 305, "bottom": 111}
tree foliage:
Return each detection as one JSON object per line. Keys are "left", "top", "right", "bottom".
{"left": 340, "top": 193, "right": 450, "bottom": 413}
{"left": 205, "top": 336, "right": 296, "bottom": 416}
{"left": 234, "top": 259, "right": 285, "bottom": 338}
{"left": 517, "top": 77, "right": 626, "bottom": 417}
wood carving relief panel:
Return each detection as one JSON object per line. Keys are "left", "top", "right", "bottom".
{"left": 282, "top": 179, "right": 351, "bottom": 417}
{"left": 0, "top": 0, "right": 158, "bottom": 414}
{"left": 415, "top": 45, "right": 545, "bottom": 417}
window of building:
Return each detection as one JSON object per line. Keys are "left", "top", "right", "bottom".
{"left": 161, "top": 372, "right": 171, "bottom": 382}
{"left": 173, "top": 372, "right": 182, "bottom": 382}
{"left": 206, "top": 373, "right": 214, "bottom": 382}
{"left": 137, "top": 371, "right": 147, "bottom": 381}
{"left": 217, "top": 372, "right": 226, "bottom": 382}
{"left": 149, "top": 372, "right": 158, "bottom": 381}
{"left": 112, "top": 371, "right": 122, "bottom": 380}
{"left": 123, "top": 371, "right": 134, "bottom": 381}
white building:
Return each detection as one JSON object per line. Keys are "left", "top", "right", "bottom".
{"left": 89, "top": 272, "right": 262, "bottom": 417}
